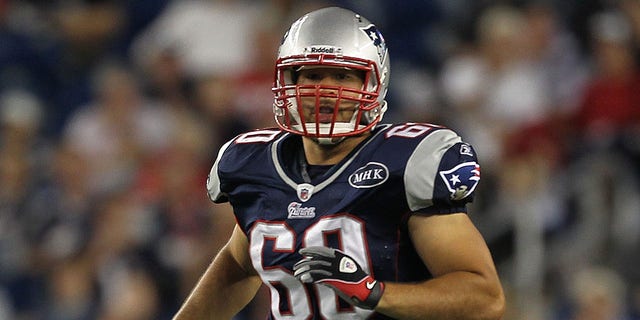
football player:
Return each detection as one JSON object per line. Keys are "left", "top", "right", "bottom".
{"left": 174, "top": 7, "right": 505, "bottom": 320}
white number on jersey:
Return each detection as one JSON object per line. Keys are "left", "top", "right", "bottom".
{"left": 249, "top": 215, "right": 373, "bottom": 319}
{"left": 236, "top": 129, "right": 281, "bottom": 144}
{"left": 385, "top": 123, "right": 440, "bottom": 139}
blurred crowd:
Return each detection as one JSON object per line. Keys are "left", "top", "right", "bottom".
{"left": 0, "top": 0, "right": 639, "bottom": 319}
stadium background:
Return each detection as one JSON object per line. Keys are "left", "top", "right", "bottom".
{"left": 1, "top": 0, "right": 639, "bottom": 319}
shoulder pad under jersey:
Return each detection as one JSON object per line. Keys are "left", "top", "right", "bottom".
{"left": 403, "top": 128, "right": 480, "bottom": 212}
{"left": 206, "top": 128, "right": 283, "bottom": 203}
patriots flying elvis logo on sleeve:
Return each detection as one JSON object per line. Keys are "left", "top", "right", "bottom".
{"left": 439, "top": 162, "right": 481, "bottom": 200}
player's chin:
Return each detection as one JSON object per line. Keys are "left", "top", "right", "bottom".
{"left": 312, "top": 130, "right": 369, "bottom": 146}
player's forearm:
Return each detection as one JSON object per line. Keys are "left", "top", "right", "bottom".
{"left": 173, "top": 247, "right": 262, "bottom": 320}
{"left": 375, "top": 271, "right": 505, "bottom": 320}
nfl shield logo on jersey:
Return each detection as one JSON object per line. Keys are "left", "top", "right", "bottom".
{"left": 439, "top": 162, "right": 481, "bottom": 200}
{"left": 297, "top": 183, "right": 315, "bottom": 202}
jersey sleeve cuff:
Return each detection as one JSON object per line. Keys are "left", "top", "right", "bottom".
{"left": 414, "top": 204, "right": 467, "bottom": 215}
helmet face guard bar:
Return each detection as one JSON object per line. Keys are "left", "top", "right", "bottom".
{"left": 272, "top": 7, "right": 390, "bottom": 142}
{"left": 272, "top": 54, "right": 384, "bottom": 139}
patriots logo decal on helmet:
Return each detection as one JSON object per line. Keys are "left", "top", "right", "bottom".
{"left": 362, "top": 25, "right": 383, "bottom": 46}
{"left": 361, "top": 24, "right": 386, "bottom": 61}
{"left": 439, "top": 162, "right": 481, "bottom": 200}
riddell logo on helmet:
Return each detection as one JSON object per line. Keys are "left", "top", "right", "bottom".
{"left": 305, "top": 46, "right": 342, "bottom": 54}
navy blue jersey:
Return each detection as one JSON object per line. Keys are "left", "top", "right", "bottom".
{"left": 207, "top": 123, "right": 481, "bottom": 320}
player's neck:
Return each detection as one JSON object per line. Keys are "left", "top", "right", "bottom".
{"left": 301, "top": 133, "right": 371, "bottom": 165}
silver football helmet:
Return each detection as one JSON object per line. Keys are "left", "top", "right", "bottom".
{"left": 272, "top": 7, "right": 390, "bottom": 143}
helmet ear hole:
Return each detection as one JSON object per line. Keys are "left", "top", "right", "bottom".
{"left": 290, "top": 70, "right": 300, "bottom": 84}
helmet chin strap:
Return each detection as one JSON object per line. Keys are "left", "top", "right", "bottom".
{"left": 313, "top": 136, "right": 346, "bottom": 145}
{"left": 292, "top": 122, "right": 355, "bottom": 145}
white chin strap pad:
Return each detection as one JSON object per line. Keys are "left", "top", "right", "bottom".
{"left": 292, "top": 122, "right": 356, "bottom": 135}
{"left": 291, "top": 122, "right": 355, "bottom": 145}
{"left": 315, "top": 137, "right": 345, "bottom": 145}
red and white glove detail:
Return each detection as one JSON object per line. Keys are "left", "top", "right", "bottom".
{"left": 293, "top": 246, "right": 384, "bottom": 309}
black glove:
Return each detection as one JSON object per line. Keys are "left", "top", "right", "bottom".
{"left": 293, "top": 246, "right": 384, "bottom": 309}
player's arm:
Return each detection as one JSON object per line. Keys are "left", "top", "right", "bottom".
{"left": 375, "top": 212, "right": 505, "bottom": 320}
{"left": 293, "top": 213, "right": 504, "bottom": 319}
{"left": 173, "top": 224, "right": 262, "bottom": 320}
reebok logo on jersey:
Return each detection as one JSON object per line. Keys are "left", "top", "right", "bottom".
{"left": 287, "top": 202, "right": 316, "bottom": 219}
{"left": 439, "top": 162, "right": 481, "bottom": 200}
{"left": 348, "top": 162, "right": 389, "bottom": 188}
{"left": 460, "top": 143, "right": 474, "bottom": 157}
